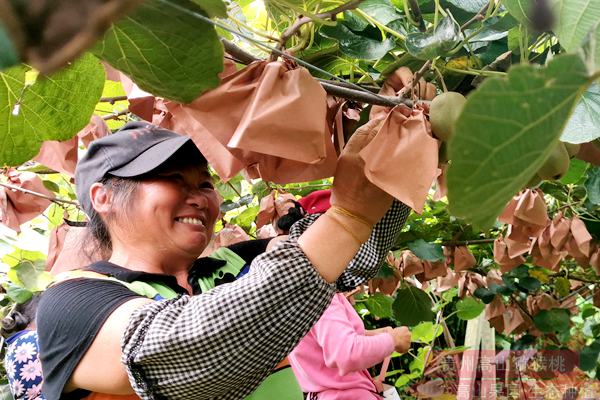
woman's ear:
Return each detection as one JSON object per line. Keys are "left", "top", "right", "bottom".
{"left": 89, "top": 182, "right": 112, "bottom": 215}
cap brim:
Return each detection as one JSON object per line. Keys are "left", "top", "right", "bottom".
{"left": 109, "top": 136, "right": 197, "bottom": 178}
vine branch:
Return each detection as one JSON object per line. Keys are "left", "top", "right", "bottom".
{"left": 407, "top": 0, "right": 426, "bottom": 32}
{"left": 0, "top": 181, "right": 79, "bottom": 206}
{"left": 440, "top": 238, "right": 496, "bottom": 246}
{"left": 276, "top": 0, "right": 365, "bottom": 51}
{"left": 222, "top": 39, "right": 416, "bottom": 107}
{"left": 102, "top": 109, "right": 130, "bottom": 120}
{"left": 99, "top": 96, "right": 128, "bottom": 104}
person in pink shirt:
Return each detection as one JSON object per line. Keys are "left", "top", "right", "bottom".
{"left": 288, "top": 292, "right": 410, "bottom": 400}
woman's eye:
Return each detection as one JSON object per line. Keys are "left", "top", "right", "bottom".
{"left": 199, "top": 182, "right": 214, "bottom": 190}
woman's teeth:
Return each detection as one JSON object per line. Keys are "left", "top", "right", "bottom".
{"left": 177, "top": 217, "right": 203, "bottom": 225}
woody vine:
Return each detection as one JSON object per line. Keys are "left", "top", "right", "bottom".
{"left": 1, "top": 0, "right": 600, "bottom": 397}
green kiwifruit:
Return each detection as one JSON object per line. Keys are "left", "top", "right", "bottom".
{"left": 561, "top": 141, "right": 581, "bottom": 158}
{"left": 429, "top": 92, "right": 467, "bottom": 142}
{"left": 537, "top": 142, "right": 570, "bottom": 180}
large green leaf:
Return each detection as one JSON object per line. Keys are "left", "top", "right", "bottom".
{"left": 585, "top": 167, "right": 600, "bottom": 205}
{"left": 580, "top": 340, "right": 600, "bottom": 371}
{"left": 456, "top": 296, "right": 485, "bottom": 320}
{"left": 533, "top": 308, "right": 571, "bottom": 333}
{"left": 502, "top": 0, "right": 534, "bottom": 26}
{"left": 95, "top": 0, "right": 223, "bottom": 103}
{"left": 357, "top": 0, "right": 402, "bottom": 25}
{"left": 447, "top": 54, "right": 591, "bottom": 228}
{"left": 320, "top": 24, "right": 396, "bottom": 60}
{"left": 411, "top": 321, "right": 443, "bottom": 343}
{"left": 552, "top": 0, "right": 600, "bottom": 53}
{"left": 365, "top": 293, "right": 394, "bottom": 319}
{"left": 0, "top": 53, "right": 104, "bottom": 166}
{"left": 446, "top": 0, "right": 487, "bottom": 13}
{"left": 561, "top": 84, "right": 600, "bottom": 144}
{"left": 406, "top": 16, "right": 461, "bottom": 60}
{"left": 407, "top": 239, "right": 445, "bottom": 261}
{"left": 190, "top": 0, "right": 227, "bottom": 18}
{"left": 393, "top": 285, "right": 435, "bottom": 326}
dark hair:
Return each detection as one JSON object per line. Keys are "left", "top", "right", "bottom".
{"left": 1, "top": 294, "right": 41, "bottom": 338}
{"left": 276, "top": 201, "right": 305, "bottom": 233}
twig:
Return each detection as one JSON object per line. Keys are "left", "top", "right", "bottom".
{"left": 320, "top": 81, "right": 414, "bottom": 107}
{"left": 227, "top": 181, "right": 242, "bottom": 197}
{"left": 440, "top": 238, "right": 496, "bottom": 246}
{"left": 397, "top": 60, "right": 432, "bottom": 98}
{"left": 276, "top": 0, "right": 365, "bottom": 51}
{"left": 99, "top": 96, "right": 128, "bottom": 104}
{"left": 102, "top": 109, "right": 130, "bottom": 121}
{"left": 0, "top": 181, "right": 79, "bottom": 206}
{"left": 460, "top": 3, "right": 489, "bottom": 31}
{"left": 407, "top": 0, "right": 426, "bottom": 32}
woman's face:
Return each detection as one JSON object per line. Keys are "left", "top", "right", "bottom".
{"left": 113, "top": 165, "right": 220, "bottom": 260}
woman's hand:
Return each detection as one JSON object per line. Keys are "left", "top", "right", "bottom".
{"left": 389, "top": 326, "right": 411, "bottom": 354}
{"left": 330, "top": 118, "right": 393, "bottom": 226}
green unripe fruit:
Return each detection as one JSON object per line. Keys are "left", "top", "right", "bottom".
{"left": 525, "top": 174, "right": 542, "bottom": 188}
{"left": 429, "top": 92, "right": 467, "bottom": 142}
{"left": 561, "top": 142, "right": 580, "bottom": 158}
{"left": 537, "top": 142, "right": 570, "bottom": 181}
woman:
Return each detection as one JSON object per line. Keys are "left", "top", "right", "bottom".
{"left": 36, "top": 120, "right": 410, "bottom": 399}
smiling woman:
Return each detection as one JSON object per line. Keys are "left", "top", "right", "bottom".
{"left": 34, "top": 121, "right": 411, "bottom": 400}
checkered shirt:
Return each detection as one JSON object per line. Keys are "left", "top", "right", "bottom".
{"left": 122, "top": 201, "right": 410, "bottom": 399}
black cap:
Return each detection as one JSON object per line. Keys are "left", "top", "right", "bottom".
{"left": 75, "top": 122, "right": 204, "bottom": 217}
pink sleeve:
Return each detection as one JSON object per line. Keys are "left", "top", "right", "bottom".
{"left": 312, "top": 295, "right": 395, "bottom": 375}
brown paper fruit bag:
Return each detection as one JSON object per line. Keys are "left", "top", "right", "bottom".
{"left": 359, "top": 105, "right": 439, "bottom": 213}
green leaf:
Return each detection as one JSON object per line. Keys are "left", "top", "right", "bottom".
{"left": 447, "top": 54, "right": 591, "bottom": 229}
{"left": 533, "top": 308, "right": 571, "bottom": 333}
{"left": 407, "top": 239, "right": 445, "bottom": 261}
{"left": 560, "top": 158, "right": 588, "bottom": 185}
{"left": 406, "top": 16, "right": 461, "bottom": 60}
{"left": 502, "top": 0, "right": 534, "bottom": 25}
{"left": 393, "top": 285, "right": 435, "bottom": 326}
{"left": 516, "top": 276, "right": 541, "bottom": 293}
{"left": 10, "top": 260, "right": 54, "bottom": 291}
{"left": 5, "top": 285, "right": 33, "bottom": 304}
{"left": 190, "top": 0, "right": 227, "bottom": 18}
{"left": 555, "top": 276, "right": 571, "bottom": 298}
{"left": 320, "top": 24, "right": 396, "bottom": 60}
{"left": 411, "top": 321, "right": 443, "bottom": 343}
{"left": 580, "top": 340, "right": 600, "bottom": 371}
{"left": 586, "top": 167, "right": 600, "bottom": 205}
{"left": 0, "top": 54, "right": 104, "bottom": 166}
{"left": 358, "top": 0, "right": 402, "bottom": 25}
{"left": 0, "top": 21, "right": 19, "bottom": 70}
{"left": 446, "top": 0, "right": 488, "bottom": 13}
{"left": 342, "top": 11, "right": 370, "bottom": 31}
{"left": 365, "top": 293, "right": 394, "bottom": 319}
{"left": 95, "top": 0, "right": 223, "bottom": 103}
{"left": 552, "top": 0, "right": 600, "bottom": 53}
{"left": 456, "top": 296, "right": 485, "bottom": 320}
{"left": 474, "top": 287, "right": 496, "bottom": 304}
{"left": 582, "top": 22, "right": 600, "bottom": 73}
{"left": 561, "top": 84, "right": 600, "bottom": 144}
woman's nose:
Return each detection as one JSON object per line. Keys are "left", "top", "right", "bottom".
{"left": 186, "top": 191, "right": 209, "bottom": 209}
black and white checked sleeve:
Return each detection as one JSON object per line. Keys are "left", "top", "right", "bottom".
{"left": 287, "top": 200, "right": 410, "bottom": 291}
{"left": 121, "top": 200, "right": 410, "bottom": 400}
